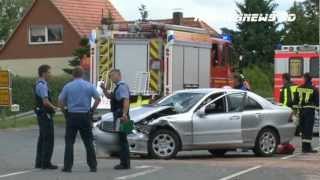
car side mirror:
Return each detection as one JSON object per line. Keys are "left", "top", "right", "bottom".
{"left": 197, "top": 107, "right": 206, "bottom": 117}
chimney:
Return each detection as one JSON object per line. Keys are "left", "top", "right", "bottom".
{"left": 173, "top": 11, "right": 183, "bottom": 25}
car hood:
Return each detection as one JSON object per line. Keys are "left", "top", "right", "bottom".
{"left": 100, "top": 105, "right": 173, "bottom": 123}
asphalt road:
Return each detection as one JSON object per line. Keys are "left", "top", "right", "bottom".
{"left": 0, "top": 126, "right": 319, "bottom": 180}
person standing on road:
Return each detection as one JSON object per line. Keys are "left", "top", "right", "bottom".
{"left": 100, "top": 69, "right": 131, "bottom": 170}
{"left": 280, "top": 73, "right": 300, "bottom": 135}
{"left": 59, "top": 67, "right": 101, "bottom": 172}
{"left": 277, "top": 73, "right": 298, "bottom": 154}
{"left": 294, "top": 73, "right": 319, "bottom": 153}
{"left": 34, "top": 65, "right": 58, "bottom": 170}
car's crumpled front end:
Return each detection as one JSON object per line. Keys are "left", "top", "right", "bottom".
{"left": 93, "top": 105, "right": 176, "bottom": 155}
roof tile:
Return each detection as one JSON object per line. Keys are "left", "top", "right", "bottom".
{"left": 50, "top": 0, "right": 124, "bottom": 37}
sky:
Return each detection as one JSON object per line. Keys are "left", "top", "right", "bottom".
{"left": 110, "top": 0, "right": 305, "bottom": 33}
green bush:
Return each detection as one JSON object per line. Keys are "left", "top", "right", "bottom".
{"left": 4, "top": 75, "right": 71, "bottom": 116}
{"left": 243, "top": 64, "right": 274, "bottom": 97}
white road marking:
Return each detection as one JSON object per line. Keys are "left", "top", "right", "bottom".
{"left": 115, "top": 166, "right": 163, "bottom": 180}
{"left": 134, "top": 165, "right": 153, "bottom": 169}
{"left": 281, "top": 153, "right": 301, "bottom": 160}
{"left": 0, "top": 170, "right": 34, "bottom": 179}
{"left": 218, "top": 165, "right": 262, "bottom": 180}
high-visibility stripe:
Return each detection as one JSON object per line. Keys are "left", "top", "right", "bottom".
{"left": 283, "top": 88, "right": 288, "bottom": 106}
{"left": 302, "top": 139, "right": 312, "bottom": 143}
{"left": 99, "top": 39, "right": 114, "bottom": 81}
{"left": 149, "top": 39, "right": 161, "bottom": 93}
{"left": 290, "top": 86, "right": 298, "bottom": 102}
{"left": 150, "top": 40, "right": 160, "bottom": 59}
{"left": 150, "top": 70, "right": 159, "bottom": 92}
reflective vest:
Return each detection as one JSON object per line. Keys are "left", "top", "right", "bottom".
{"left": 280, "top": 83, "right": 298, "bottom": 108}
{"left": 294, "top": 82, "right": 319, "bottom": 109}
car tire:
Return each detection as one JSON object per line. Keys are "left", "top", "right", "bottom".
{"left": 254, "top": 128, "right": 279, "bottom": 157}
{"left": 208, "top": 149, "right": 227, "bottom": 157}
{"left": 148, "top": 129, "right": 180, "bottom": 159}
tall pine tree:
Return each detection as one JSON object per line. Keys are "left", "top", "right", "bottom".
{"left": 236, "top": 0, "right": 280, "bottom": 65}
{"left": 282, "top": 0, "right": 319, "bottom": 44}
{"left": 63, "top": 37, "right": 90, "bottom": 74}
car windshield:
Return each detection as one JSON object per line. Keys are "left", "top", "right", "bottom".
{"left": 155, "top": 92, "right": 206, "bottom": 113}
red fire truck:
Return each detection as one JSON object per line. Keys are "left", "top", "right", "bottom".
{"left": 274, "top": 45, "right": 319, "bottom": 102}
{"left": 274, "top": 45, "right": 319, "bottom": 133}
{"left": 90, "top": 21, "right": 236, "bottom": 105}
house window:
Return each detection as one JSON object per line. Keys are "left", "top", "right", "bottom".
{"left": 30, "top": 26, "right": 46, "bottom": 43}
{"left": 289, "top": 58, "right": 303, "bottom": 77}
{"left": 29, "top": 25, "right": 63, "bottom": 44}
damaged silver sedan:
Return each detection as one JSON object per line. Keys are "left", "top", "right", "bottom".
{"left": 93, "top": 88, "right": 295, "bottom": 159}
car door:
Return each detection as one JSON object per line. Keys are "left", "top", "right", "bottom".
{"left": 241, "top": 95, "right": 264, "bottom": 144}
{"left": 192, "top": 92, "right": 245, "bottom": 145}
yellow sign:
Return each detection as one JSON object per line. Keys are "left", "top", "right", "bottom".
{"left": 0, "top": 70, "right": 10, "bottom": 87}
{"left": 0, "top": 88, "right": 11, "bottom": 107}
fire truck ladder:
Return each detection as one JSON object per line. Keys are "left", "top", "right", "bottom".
{"left": 132, "top": 72, "right": 150, "bottom": 96}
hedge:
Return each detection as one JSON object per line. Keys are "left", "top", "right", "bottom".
{"left": 243, "top": 64, "right": 274, "bottom": 97}
{"left": 3, "top": 75, "right": 72, "bottom": 116}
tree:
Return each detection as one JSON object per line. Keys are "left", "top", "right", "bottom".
{"left": 235, "top": 0, "right": 280, "bottom": 65}
{"left": 63, "top": 38, "right": 90, "bottom": 74}
{"left": 138, "top": 4, "right": 148, "bottom": 22}
{"left": 0, "top": 0, "right": 32, "bottom": 42}
{"left": 282, "top": 0, "right": 319, "bottom": 44}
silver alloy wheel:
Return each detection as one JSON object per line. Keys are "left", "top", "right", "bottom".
{"left": 259, "top": 131, "right": 276, "bottom": 154}
{"left": 152, "top": 133, "right": 176, "bottom": 157}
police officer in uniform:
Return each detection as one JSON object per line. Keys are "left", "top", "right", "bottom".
{"left": 101, "top": 69, "right": 131, "bottom": 170}
{"left": 34, "top": 65, "right": 58, "bottom": 169}
{"left": 59, "top": 67, "right": 101, "bottom": 172}
{"left": 294, "top": 73, "right": 319, "bottom": 153}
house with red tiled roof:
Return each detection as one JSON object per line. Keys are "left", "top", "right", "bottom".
{"left": 0, "top": 0, "right": 123, "bottom": 76}
{"left": 0, "top": 1, "right": 220, "bottom": 77}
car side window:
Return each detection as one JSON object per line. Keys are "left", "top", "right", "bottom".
{"left": 205, "top": 97, "right": 226, "bottom": 114}
{"left": 197, "top": 93, "right": 224, "bottom": 110}
{"left": 227, "top": 93, "right": 245, "bottom": 112}
{"left": 244, "top": 97, "right": 263, "bottom": 110}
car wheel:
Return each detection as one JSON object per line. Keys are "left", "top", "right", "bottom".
{"left": 254, "top": 128, "right": 279, "bottom": 157}
{"left": 148, "top": 129, "right": 180, "bottom": 159}
{"left": 208, "top": 149, "right": 227, "bottom": 157}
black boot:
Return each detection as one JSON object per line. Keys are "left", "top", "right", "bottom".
{"left": 302, "top": 142, "right": 318, "bottom": 153}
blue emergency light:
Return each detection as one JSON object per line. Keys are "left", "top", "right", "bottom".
{"left": 222, "top": 34, "right": 232, "bottom": 42}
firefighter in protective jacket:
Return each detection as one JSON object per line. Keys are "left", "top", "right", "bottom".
{"left": 294, "top": 73, "right": 319, "bottom": 153}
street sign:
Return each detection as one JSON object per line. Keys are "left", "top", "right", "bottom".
{"left": 0, "top": 70, "right": 11, "bottom": 88}
{"left": 0, "top": 88, "right": 11, "bottom": 107}
{"left": 11, "top": 104, "right": 20, "bottom": 112}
